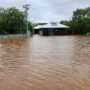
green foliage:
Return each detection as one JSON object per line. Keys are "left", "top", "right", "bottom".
{"left": 0, "top": 7, "right": 27, "bottom": 34}
{"left": 0, "top": 7, "right": 34, "bottom": 35}
{"left": 28, "top": 21, "right": 34, "bottom": 34}
{"left": 61, "top": 7, "right": 90, "bottom": 34}
{"left": 0, "top": 7, "right": 26, "bottom": 34}
{"left": 29, "top": 22, "right": 39, "bottom": 34}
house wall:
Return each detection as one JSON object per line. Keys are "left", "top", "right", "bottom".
{"left": 34, "top": 28, "right": 72, "bottom": 36}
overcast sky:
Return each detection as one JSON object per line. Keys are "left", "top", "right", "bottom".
{"left": 0, "top": 0, "right": 90, "bottom": 23}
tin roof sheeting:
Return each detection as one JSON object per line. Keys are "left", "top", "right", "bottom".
{"left": 34, "top": 23, "right": 69, "bottom": 29}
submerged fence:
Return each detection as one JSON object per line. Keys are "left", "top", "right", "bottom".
{"left": 0, "top": 34, "right": 27, "bottom": 39}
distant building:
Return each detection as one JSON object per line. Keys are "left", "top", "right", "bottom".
{"left": 34, "top": 22, "right": 70, "bottom": 36}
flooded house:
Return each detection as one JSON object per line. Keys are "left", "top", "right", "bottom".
{"left": 34, "top": 22, "right": 70, "bottom": 36}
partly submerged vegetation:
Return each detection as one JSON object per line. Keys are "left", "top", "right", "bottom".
{"left": 0, "top": 7, "right": 34, "bottom": 35}
{"left": 61, "top": 7, "right": 90, "bottom": 35}
{"left": 0, "top": 7, "right": 90, "bottom": 35}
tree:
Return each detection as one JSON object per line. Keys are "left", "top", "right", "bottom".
{"left": 2, "top": 7, "right": 26, "bottom": 34}
{"left": 0, "top": 7, "right": 35, "bottom": 35}
{"left": 0, "top": 7, "right": 28, "bottom": 34}
{"left": 61, "top": 7, "right": 90, "bottom": 34}
{"left": 28, "top": 22, "right": 39, "bottom": 34}
{"left": 0, "top": 8, "right": 6, "bottom": 34}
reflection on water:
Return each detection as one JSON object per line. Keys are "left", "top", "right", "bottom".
{"left": 0, "top": 35, "right": 90, "bottom": 90}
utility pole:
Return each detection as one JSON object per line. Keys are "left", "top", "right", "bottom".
{"left": 23, "top": 4, "right": 30, "bottom": 37}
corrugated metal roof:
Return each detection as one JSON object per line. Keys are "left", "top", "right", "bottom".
{"left": 34, "top": 23, "right": 69, "bottom": 29}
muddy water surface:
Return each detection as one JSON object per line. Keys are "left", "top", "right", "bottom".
{"left": 0, "top": 35, "right": 90, "bottom": 90}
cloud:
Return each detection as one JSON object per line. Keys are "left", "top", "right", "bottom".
{"left": 0, "top": 0, "right": 90, "bottom": 22}
{"left": 30, "top": 0, "right": 90, "bottom": 22}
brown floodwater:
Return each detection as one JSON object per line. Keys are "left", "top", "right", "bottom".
{"left": 0, "top": 35, "right": 90, "bottom": 90}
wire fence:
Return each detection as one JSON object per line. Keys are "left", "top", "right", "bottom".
{"left": 0, "top": 34, "right": 27, "bottom": 39}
